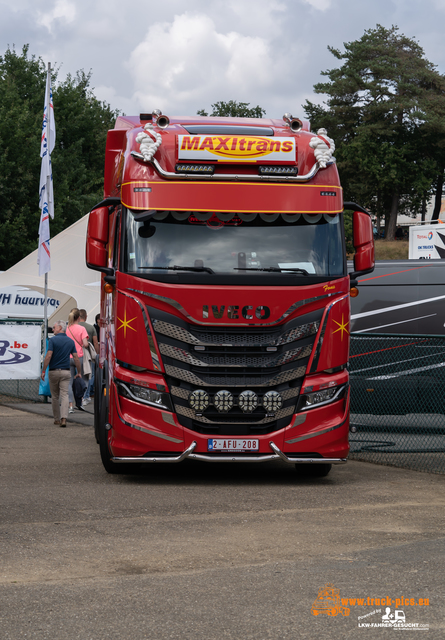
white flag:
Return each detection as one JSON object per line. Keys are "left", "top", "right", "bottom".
{"left": 38, "top": 68, "right": 56, "bottom": 276}
{"left": 38, "top": 201, "right": 51, "bottom": 277}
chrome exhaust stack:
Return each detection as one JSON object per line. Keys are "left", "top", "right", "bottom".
{"left": 152, "top": 109, "right": 170, "bottom": 129}
{"left": 283, "top": 113, "right": 303, "bottom": 132}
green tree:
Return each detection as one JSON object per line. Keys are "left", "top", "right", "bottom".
{"left": 197, "top": 100, "right": 265, "bottom": 118}
{"left": 304, "top": 25, "right": 445, "bottom": 240}
{"left": 0, "top": 45, "right": 118, "bottom": 270}
{"left": 52, "top": 70, "right": 118, "bottom": 237}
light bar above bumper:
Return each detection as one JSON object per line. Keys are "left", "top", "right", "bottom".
{"left": 111, "top": 441, "right": 347, "bottom": 465}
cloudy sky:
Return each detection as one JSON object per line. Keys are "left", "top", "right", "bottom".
{"left": 2, "top": 0, "right": 445, "bottom": 120}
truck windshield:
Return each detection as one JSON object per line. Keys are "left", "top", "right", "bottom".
{"left": 123, "top": 210, "right": 344, "bottom": 278}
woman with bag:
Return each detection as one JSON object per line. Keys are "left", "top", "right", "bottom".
{"left": 67, "top": 308, "right": 89, "bottom": 412}
{"left": 79, "top": 308, "right": 99, "bottom": 407}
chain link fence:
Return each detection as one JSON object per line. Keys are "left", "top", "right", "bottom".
{"left": 349, "top": 333, "right": 445, "bottom": 474}
{"left": 0, "top": 322, "right": 444, "bottom": 473}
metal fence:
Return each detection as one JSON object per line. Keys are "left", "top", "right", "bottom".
{"left": 0, "top": 324, "right": 443, "bottom": 474}
{"left": 349, "top": 333, "right": 445, "bottom": 474}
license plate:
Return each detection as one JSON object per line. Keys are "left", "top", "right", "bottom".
{"left": 207, "top": 439, "right": 259, "bottom": 452}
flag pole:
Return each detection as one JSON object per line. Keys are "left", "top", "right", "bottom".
{"left": 43, "top": 62, "right": 51, "bottom": 348}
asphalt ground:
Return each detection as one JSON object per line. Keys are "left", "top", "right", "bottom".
{"left": 0, "top": 401, "right": 444, "bottom": 639}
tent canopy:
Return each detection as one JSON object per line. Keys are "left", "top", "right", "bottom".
{"left": 0, "top": 214, "right": 101, "bottom": 323}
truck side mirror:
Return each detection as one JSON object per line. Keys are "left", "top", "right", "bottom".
{"left": 86, "top": 207, "right": 113, "bottom": 275}
{"left": 349, "top": 208, "right": 375, "bottom": 283}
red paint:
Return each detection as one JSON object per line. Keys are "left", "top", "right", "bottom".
{"left": 86, "top": 113, "right": 375, "bottom": 471}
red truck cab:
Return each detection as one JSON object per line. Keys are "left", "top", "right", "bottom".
{"left": 86, "top": 111, "right": 374, "bottom": 475}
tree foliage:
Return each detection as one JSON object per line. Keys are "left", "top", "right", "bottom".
{"left": 197, "top": 100, "right": 265, "bottom": 118}
{"left": 304, "top": 25, "right": 445, "bottom": 240}
{"left": 0, "top": 45, "right": 118, "bottom": 270}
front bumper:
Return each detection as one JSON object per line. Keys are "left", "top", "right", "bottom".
{"left": 111, "top": 440, "right": 347, "bottom": 465}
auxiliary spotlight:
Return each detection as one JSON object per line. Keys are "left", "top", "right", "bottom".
{"left": 213, "top": 390, "right": 234, "bottom": 413}
{"left": 238, "top": 390, "right": 259, "bottom": 413}
{"left": 262, "top": 391, "right": 283, "bottom": 412}
{"left": 189, "top": 389, "right": 210, "bottom": 412}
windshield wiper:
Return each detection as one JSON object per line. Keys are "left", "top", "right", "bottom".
{"left": 138, "top": 265, "right": 214, "bottom": 274}
{"left": 233, "top": 267, "right": 309, "bottom": 275}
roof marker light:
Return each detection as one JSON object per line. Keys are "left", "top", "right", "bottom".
{"left": 259, "top": 166, "right": 298, "bottom": 176}
{"left": 176, "top": 164, "right": 215, "bottom": 174}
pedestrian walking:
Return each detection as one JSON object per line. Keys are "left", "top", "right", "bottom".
{"left": 41, "top": 320, "right": 82, "bottom": 427}
{"left": 66, "top": 308, "right": 89, "bottom": 413}
{"left": 79, "top": 308, "right": 99, "bottom": 407}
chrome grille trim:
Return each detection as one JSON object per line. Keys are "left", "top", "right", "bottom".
{"left": 175, "top": 404, "right": 294, "bottom": 424}
{"left": 152, "top": 318, "right": 319, "bottom": 346}
{"left": 159, "top": 342, "right": 312, "bottom": 368}
{"left": 153, "top": 320, "right": 202, "bottom": 344}
{"left": 165, "top": 364, "right": 306, "bottom": 387}
{"left": 170, "top": 386, "right": 191, "bottom": 400}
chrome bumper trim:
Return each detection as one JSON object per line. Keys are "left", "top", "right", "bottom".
{"left": 111, "top": 441, "right": 347, "bottom": 465}
{"left": 112, "top": 441, "right": 197, "bottom": 463}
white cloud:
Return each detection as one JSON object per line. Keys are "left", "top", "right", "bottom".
{"left": 93, "top": 84, "right": 134, "bottom": 114}
{"left": 37, "top": 0, "right": 76, "bottom": 33}
{"left": 126, "top": 12, "right": 308, "bottom": 115}
{"left": 3, "top": 0, "right": 445, "bottom": 119}
{"left": 301, "top": 0, "right": 332, "bottom": 10}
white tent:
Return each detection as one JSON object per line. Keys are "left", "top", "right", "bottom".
{"left": 0, "top": 214, "right": 100, "bottom": 323}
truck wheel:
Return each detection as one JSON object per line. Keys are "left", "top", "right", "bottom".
{"left": 99, "top": 421, "right": 123, "bottom": 474}
{"left": 95, "top": 360, "right": 118, "bottom": 473}
{"left": 295, "top": 463, "right": 332, "bottom": 478}
{"left": 96, "top": 363, "right": 134, "bottom": 475}
{"left": 93, "top": 356, "right": 101, "bottom": 444}
{"left": 98, "top": 400, "right": 133, "bottom": 474}
{"left": 99, "top": 427, "right": 136, "bottom": 475}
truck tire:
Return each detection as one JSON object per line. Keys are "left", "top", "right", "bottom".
{"left": 93, "top": 356, "right": 101, "bottom": 444}
{"left": 99, "top": 426, "right": 135, "bottom": 475}
{"left": 99, "top": 421, "right": 121, "bottom": 474}
{"left": 295, "top": 463, "right": 332, "bottom": 478}
{"left": 96, "top": 361, "right": 134, "bottom": 475}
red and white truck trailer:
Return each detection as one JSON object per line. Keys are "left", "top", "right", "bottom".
{"left": 86, "top": 111, "right": 374, "bottom": 475}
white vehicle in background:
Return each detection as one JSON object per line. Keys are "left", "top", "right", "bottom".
{"left": 409, "top": 224, "right": 445, "bottom": 260}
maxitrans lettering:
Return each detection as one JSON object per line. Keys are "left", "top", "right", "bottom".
{"left": 178, "top": 135, "right": 296, "bottom": 163}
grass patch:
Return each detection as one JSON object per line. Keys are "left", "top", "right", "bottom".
{"left": 374, "top": 239, "right": 409, "bottom": 260}
{"left": 347, "top": 240, "right": 409, "bottom": 261}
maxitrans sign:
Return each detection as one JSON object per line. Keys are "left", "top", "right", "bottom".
{"left": 177, "top": 135, "right": 296, "bottom": 163}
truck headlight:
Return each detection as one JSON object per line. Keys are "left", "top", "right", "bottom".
{"left": 302, "top": 385, "right": 346, "bottom": 410}
{"left": 116, "top": 380, "right": 173, "bottom": 411}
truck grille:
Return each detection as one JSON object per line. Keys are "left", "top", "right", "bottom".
{"left": 149, "top": 306, "right": 322, "bottom": 435}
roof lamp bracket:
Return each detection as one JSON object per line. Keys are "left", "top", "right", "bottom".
{"left": 131, "top": 152, "right": 331, "bottom": 183}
